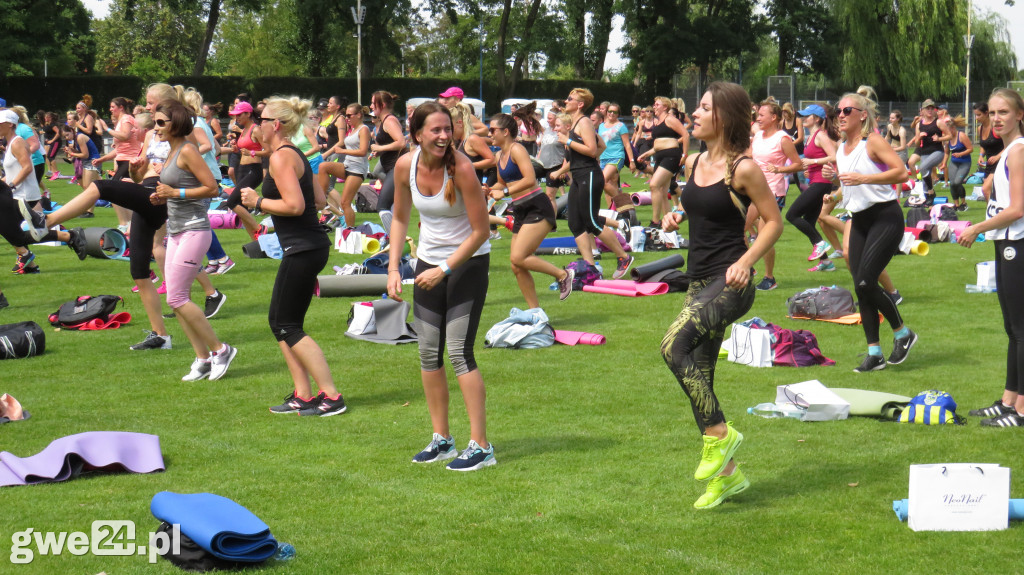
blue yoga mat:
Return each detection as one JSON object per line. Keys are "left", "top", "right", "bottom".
{"left": 892, "top": 498, "right": 1024, "bottom": 521}
{"left": 151, "top": 492, "right": 278, "bottom": 562}
{"left": 539, "top": 236, "right": 578, "bottom": 248}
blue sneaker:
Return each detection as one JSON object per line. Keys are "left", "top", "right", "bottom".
{"left": 446, "top": 440, "right": 496, "bottom": 471}
{"left": 412, "top": 433, "right": 457, "bottom": 463}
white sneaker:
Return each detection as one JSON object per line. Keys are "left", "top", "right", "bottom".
{"left": 182, "top": 358, "right": 211, "bottom": 381}
{"left": 209, "top": 344, "right": 237, "bottom": 381}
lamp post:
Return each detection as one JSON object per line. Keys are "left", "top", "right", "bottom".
{"left": 478, "top": 16, "right": 485, "bottom": 101}
{"left": 964, "top": 0, "right": 974, "bottom": 123}
{"left": 351, "top": 1, "right": 366, "bottom": 104}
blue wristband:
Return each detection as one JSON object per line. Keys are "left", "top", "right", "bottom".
{"left": 179, "top": 189, "right": 186, "bottom": 199}
{"left": 439, "top": 262, "right": 451, "bottom": 275}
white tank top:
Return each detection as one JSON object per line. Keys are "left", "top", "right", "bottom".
{"left": 987, "top": 137, "right": 1024, "bottom": 241}
{"left": 3, "top": 137, "right": 41, "bottom": 202}
{"left": 836, "top": 138, "right": 897, "bottom": 213}
{"left": 409, "top": 147, "right": 490, "bottom": 265}
{"left": 343, "top": 125, "right": 370, "bottom": 175}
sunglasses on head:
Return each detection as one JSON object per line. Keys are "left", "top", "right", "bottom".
{"left": 838, "top": 106, "right": 863, "bottom": 117}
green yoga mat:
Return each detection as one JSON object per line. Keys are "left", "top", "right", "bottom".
{"left": 830, "top": 388, "right": 912, "bottom": 417}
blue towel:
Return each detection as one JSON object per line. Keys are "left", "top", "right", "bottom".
{"left": 150, "top": 492, "right": 278, "bottom": 562}
{"left": 539, "top": 236, "right": 578, "bottom": 248}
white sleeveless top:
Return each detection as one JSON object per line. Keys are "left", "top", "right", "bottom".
{"left": 343, "top": 125, "right": 370, "bottom": 176}
{"left": 836, "top": 138, "right": 897, "bottom": 213}
{"left": 987, "top": 137, "right": 1024, "bottom": 241}
{"left": 410, "top": 147, "right": 490, "bottom": 265}
{"left": 3, "top": 136, "right": 41, "bottom": 201}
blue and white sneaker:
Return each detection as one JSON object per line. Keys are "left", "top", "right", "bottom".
{"left": 412, "top": 433, "right": 458, "bottom": 463}
{"left": 446, "top": 439, "right": 496, "bottom": 471}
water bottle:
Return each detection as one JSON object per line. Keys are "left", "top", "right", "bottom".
{"left": 965, "top": 284, "right": 996, "bottom": 293}
{"left": 274, "top": 543, "right": 296, "bottom": 561}
{"left": 747, "top": 402, "right": 803, "bottom": 419}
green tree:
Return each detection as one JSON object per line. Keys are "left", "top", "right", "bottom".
{"left": 562, "top": 0, "right": 616, "bottom": 80}
{"left": 94, "top": 0, "right": 204, "bottom": 75}
{"left": 0, "top": 0, "right": 95, "bottom": 76}
{"left": 206, "top": 0, "right": 304, "bottom": 76}
{"left": 969, "top": 8, "right": 1018, "bottom": 86}
{"left": 764, "top": 0, "right": 836, "bottom": 76}
{"left": 621, "top": 0, "right": 691, "bottom": 96}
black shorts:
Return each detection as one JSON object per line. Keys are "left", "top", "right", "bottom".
{"left": 345, "top": 169, "right": 367, "bottom": 180}
{"left": 228, "top": 151, "right": 241, "bottom": 171}
{"left": 652, "top": 148, "right": 683, "bottom": 174}
{"left": 511, "top": 190, "right": 556, "bottom": 234}
{"left": 546, "top": 174, "right": 568, "bottom": 188}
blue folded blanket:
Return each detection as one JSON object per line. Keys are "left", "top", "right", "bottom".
{"left": 150, "top": 492, "right": 278, "bottom": 562}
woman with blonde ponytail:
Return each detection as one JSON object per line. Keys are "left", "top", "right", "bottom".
{"left": 387, "top": 101, "right": 495, "bottom": 471}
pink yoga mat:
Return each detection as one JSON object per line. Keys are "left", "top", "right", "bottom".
{"left": 630, "top": 191, "right": 652, "bottom": 206}
{"left": 582, "top": 279, "right": 669, "bottom": 297}
{"left": 904, "top": 227, "right": 925, "bottom": 239}
{"left": 553, "top": 330, "right": 606, "bottom": 346}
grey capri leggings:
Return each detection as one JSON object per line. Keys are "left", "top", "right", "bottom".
{"left": 413, "top": 254, "right": 489, "bottom": 376}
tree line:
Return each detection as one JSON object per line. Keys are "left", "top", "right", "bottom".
{"left": 0, "top": 0, "right": 1018, "bottom": 100}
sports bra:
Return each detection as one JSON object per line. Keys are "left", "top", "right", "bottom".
{"left": 237, "top": 124, "right": 262, "bottom": 153}
{"left": 146, "top": 136, "right": 169, "bottom": 164}
{"left": 375, "top": 114, "right": 400, "bottom": 173}
{"left": 497, "top": 149, "right": 524, "bottom": 184}
{"left": 650, "top": 118, "right": 678, "bottom": 140}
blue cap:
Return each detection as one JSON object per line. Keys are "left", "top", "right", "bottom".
{"left": 796, "top": 104, "right": 826, "bottom": 119}
{"left": 0, "top": 98, "right": 6, "bottom": 108}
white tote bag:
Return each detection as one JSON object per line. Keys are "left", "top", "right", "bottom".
{"left": 775, "top": 380, "right": 850, "bottom": 421}
{"left": 976, "top": 261, "right": 997, "bottom": 290}
{"left": 726, "top": 323, "right": 773, "bottom": 368}
{"left": 908, "top": 463, "right": 1010, "bottom": 531}
{"left": 346, "top": 302, "right": 377, "bottom": 335}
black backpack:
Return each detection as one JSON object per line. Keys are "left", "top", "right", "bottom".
{"left": 787, "top": 286, "right": 856, "bottom": 320}
{"left": 49, "top": 295, "right": 124, "bottom": 329}
{"left": 0, "top": 321, "right": 45, "bottom": 359}
{"left": 905, "top": 206, "right": 929, "bottom": 227}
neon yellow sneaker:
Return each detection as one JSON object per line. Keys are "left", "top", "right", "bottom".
{"left": 694, "top": 467, "right": 750, "bottom": 510}
{"left": 694, "top": 422, "right": 743, "bottom": 481}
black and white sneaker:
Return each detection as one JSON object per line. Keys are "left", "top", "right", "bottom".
{"left": 130, "top": 330, "right": 172, "bottom": 351}
{"left": 299, "top": 393, "right": 347, "bottom": 417}
{"left": 853, "top": 354, "right": 886, "bottom": 373}
{"left": 969, "top": 400, "right": 1016, "bottom": 418}
{"left": 412, "top": 433, "right": 458, "bottom": 463}
{"left": 18, "top": 199, "right": 49, "bottom": 242}
{"left": 887, "top": 328, "right": 918, "bottom": 365}
{"left": 887, "top": 290, "right": 903, "bottom": 306}
{"left": 182, "top": 358, "right": 211, "bottom": 381}
{"left": 67, "top": 228, "right": 88, "bottom": 261}
{"left": 980, "top": 412, "right": 1024, "bottom": 428}
{"left": 204, "top": 290, "right": 227, "bottom": 319}
{"left": 270, "top": 392, "right": 321, "bottom": 414}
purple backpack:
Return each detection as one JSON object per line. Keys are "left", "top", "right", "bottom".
{"left": 768, "top": 324, "right": 835, "bottom": 367}
{"left": 566, "top": 259, "right": 602, "bottom": 291}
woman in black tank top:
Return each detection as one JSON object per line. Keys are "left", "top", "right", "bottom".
{"left": 660, "top": 82, "right": 783, "bottom": 510}
{"left": 240, "top": 96, "right": 345, "bottom": 417}
{"left": 974, "top": 102, "right": 1005, "bottom": 193}
{"left": 370, "top": 91, "right": 407, "bottom": 232}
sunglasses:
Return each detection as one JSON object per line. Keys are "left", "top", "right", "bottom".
{"left": 260, "top": 117, "right": 284, "bottom": 124}
{"left": 155, "top": 119, "right": 168, "bottom": 127}
{"left": 345, "top": 113, "right": 360, "bottom": 118}
{"left": 608, "top": 110, "right": 620, "bottom": 114}
{"left": 488, "top": 127, "right": 504, "bottom": 133}
{"left": 838, "top": 106, "right": 863, "bottom": 117}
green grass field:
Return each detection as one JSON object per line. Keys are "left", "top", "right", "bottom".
{"left": 1, "top": 164, "right": 1019, "bottom": 574}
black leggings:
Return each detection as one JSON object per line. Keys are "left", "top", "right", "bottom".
{"left": 567, "top": 168, "right": 607, "bottom": 237}
{"left": 661, "top": 275, "right": 755, "bottom": 434}
{"left": 268, "top": 247, "right": 329, "bottom": 347}
{"left": 112, "top": 160, "right": 131, "bottom": 182}
{"left": 995, "top": 239, "right": 1024, "bottom": 395}
{"left": 848, "top": 200, "right": 904, "bottom": 343}
{"left": 0, "top": 183, "right": 58, "bottom": 247}
{"left": 95, "top": 178, "right": 167, "bottom": 279}
{"left": 786, "top": 182, "right": 831, "bottom": 245}
{"left": 225, "top": 163, "right": 263, "bottom": 209}
{"left": 376, "top": 169, "right": 396, "bottom": 213}
{"left": 413, "top": 254, "right": 489, "bottom": 376}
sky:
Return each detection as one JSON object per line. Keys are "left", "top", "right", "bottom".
{"left": 82, "top": 0, "right": 1024, "bottom": 72}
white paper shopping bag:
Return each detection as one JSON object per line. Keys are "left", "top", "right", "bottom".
{"left": 976, "top": 261, "right": 997, "bottom": 290}
{"left": 907, "top": 463, "right": 1010, "bottom": 531}
{"left": 775, "top": 380, "right": 850, "bottom": 421}
{"left": 726, "top": 323, "right": 773, "bottom": 368}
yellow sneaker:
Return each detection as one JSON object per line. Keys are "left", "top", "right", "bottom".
{"left": 694, "top": 422, "right": 743, "bottom": 481}
{"left": 694, "top": 467, "right": 750, "bottom": 510}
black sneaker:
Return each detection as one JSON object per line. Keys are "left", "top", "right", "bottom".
{"left": 853, "top": 353, "right": 886, "bottom": 373}
{"left": 755, "top": 276, "right": 777, "bottom": 291}
{"left": 980, "top": 412, "right": 1024, "bottom": 427}
{"left": 270, "top": 392, "right": 321, "bottom": 414}
{"left": 18, "top": 200, "right": 49, "bottom": 242}
{"left": 887, "top": 328, "right": 918, "bottom": 365}
{"left": 887, "top": 290, "right": 903, "bottom": 306}
{"left": 163, "top": 311, "right": 176, "bottom": 319}
{"left": 412, "top": 433, "right": 458, "bottom": 463}
{"left": 78, "top": 212, "right": 95, "bottom": 219}
{"left": 204, "top": 290, "right": 227, "bottom": 319}
{"left": 0, "top": 292, "right": 8, "bottom": 310}
{"left": 11, "top": 251, "right": 35, "bottom": 274}
{"left": 299, "top": 393, "right": 347, "bottom": 417}
{"left": 957, "top": 204, "right": 968, "bottom": 212}
{"left": 969, "top": 400, "right": 1015, "bottom": 418}
{"left": 130, "top": 330, "right": 172, "bottom": 351}
{"left": 67, "top": 228, "right": 88, "bottom": 261}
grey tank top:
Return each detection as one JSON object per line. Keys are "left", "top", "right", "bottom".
{"left": 343, "top": 125, "right": 370, "bottom": 175}
{"left": 161, "top": 144, "right": 211, "bottom": 234}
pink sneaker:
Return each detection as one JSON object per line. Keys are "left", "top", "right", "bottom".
{"left": 131, "top": 272, "right": 160, "bottom": 293}
{"left": 807, "top": 240, "right": 832, "bottom": 261}
{"left": 157, "top": 281, "right": 167, "bottom": 295}
{"left": 49, "top": 172, "right": 60, "bottom": 181}
{"left": 203, "top": 263, "right": 220, "bottom": 275}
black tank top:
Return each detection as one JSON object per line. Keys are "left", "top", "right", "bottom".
{"left": 567, "top": 117, "right": 600, "bottom": 173}
{"left": 376, "top": 114, "right": 400, "bottom": 173}
{"left": 916, "top": 119, "right": 943, "bottom": 155}
{"left": 979, "top": 125, "right": 1004, "bottom": 159}
{"left": 261, "top": 145, "right": 330, "bottom": 255}
{"left": 324, "top": 116, "right": 340, "bottom": 150}
{"left": 79, "top": 122, "right": 104, "bottom": 155}
{"left": 886, "top": 126, "right": 902, "bottom": 144}
{"left": 459, "top": 139, "right": 493, "bottom": 184}
{"left": 681, "top": 153, "right": 751, "bottom": 279}
{"left": 783, "top": 120, "right": 803, "bottom": 155}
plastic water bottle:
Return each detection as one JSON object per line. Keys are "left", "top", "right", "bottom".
{"left": 965, "top": 284, "right": 996, "bottom": 293}
{"left": 274, "top": 543, "right": 296, "bottom": 561}
{"left": 747, "top": 402, "right": 803, "bottom": 419}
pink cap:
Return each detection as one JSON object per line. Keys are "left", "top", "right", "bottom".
{"left": 229, "top": 101, "right": 253, "bottom": 116}
{"left": 439, "top": 87, "right": 464, "bottom": 99}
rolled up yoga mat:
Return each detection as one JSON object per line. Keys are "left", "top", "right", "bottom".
{"left": 630, "top": 253, "right": 686, "bottom": 282}
{"left": 209, "top": 212, "right": 240, "bottom": 229}
{"left": 82, "top": 227, "right": 128, "bottom": 260}
{"left": 892, "top": 499, "right": 1024, "bottom": 522}
{"left": 630, "top": 191, "right": 652, "bottom": 206}
{"left": 241, "top": 240, "right": 267, "bottom": 259}
{"left": 151, "top": 492, "right": 278, "bottom": 562}
{"left": 903, "top": 227, "right": 932, "bottom": 243}
{"left": 539, "top": 236, "right": 578, "bottom": 248}
{"left": 910, "top": 240, "right": 929, "bottom": 256}
{"left": 315, "top": 274, "right": 389, "bottom": 297}
{"left": 582, "top": 279, "right": 669, "bottom": 297}
{"left": 553, "top": 330, "right": 606, "bottom": 346}
{"left": 555, "top": 194, "right": 569, "bottom": 218}
{"left": 361, "top": 235, "right": 381, "bottom": 254}
{"left": 0, "top": 431, "right": 164, "bottom": 487}
{"left": 534, "top": 246, "right": 600, "bottom": 257}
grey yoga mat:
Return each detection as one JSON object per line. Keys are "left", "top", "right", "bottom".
{"left": 534, "top": 246, "right": 601, "bottom": 257}
{"left": 241, "top": 240, "right": 267, "bottom": 259}
{"left": 82, "top": 227, "right": 128, "bottom": 260}
{"left": 630, "top": 254, "right": 685, "bottom": 281}
{"left": 315, "top": 274, "right": 389, "bottom": 297}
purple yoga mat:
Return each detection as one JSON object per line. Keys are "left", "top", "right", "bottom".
{"left": 0, "top": 431, "right": 164, "bottom": 487}
{"left": 630, "top": 191, "right": 652, "bottom": 206}
{"left": 553, "top": 330, "right": 607, "bottom": 346}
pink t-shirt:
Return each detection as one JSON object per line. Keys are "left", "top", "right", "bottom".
{"left": 752, "top": 129, "right": 792, "bottom": 197}
{"left": 113, "top": 115, "right": 143, "bottom": 161}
